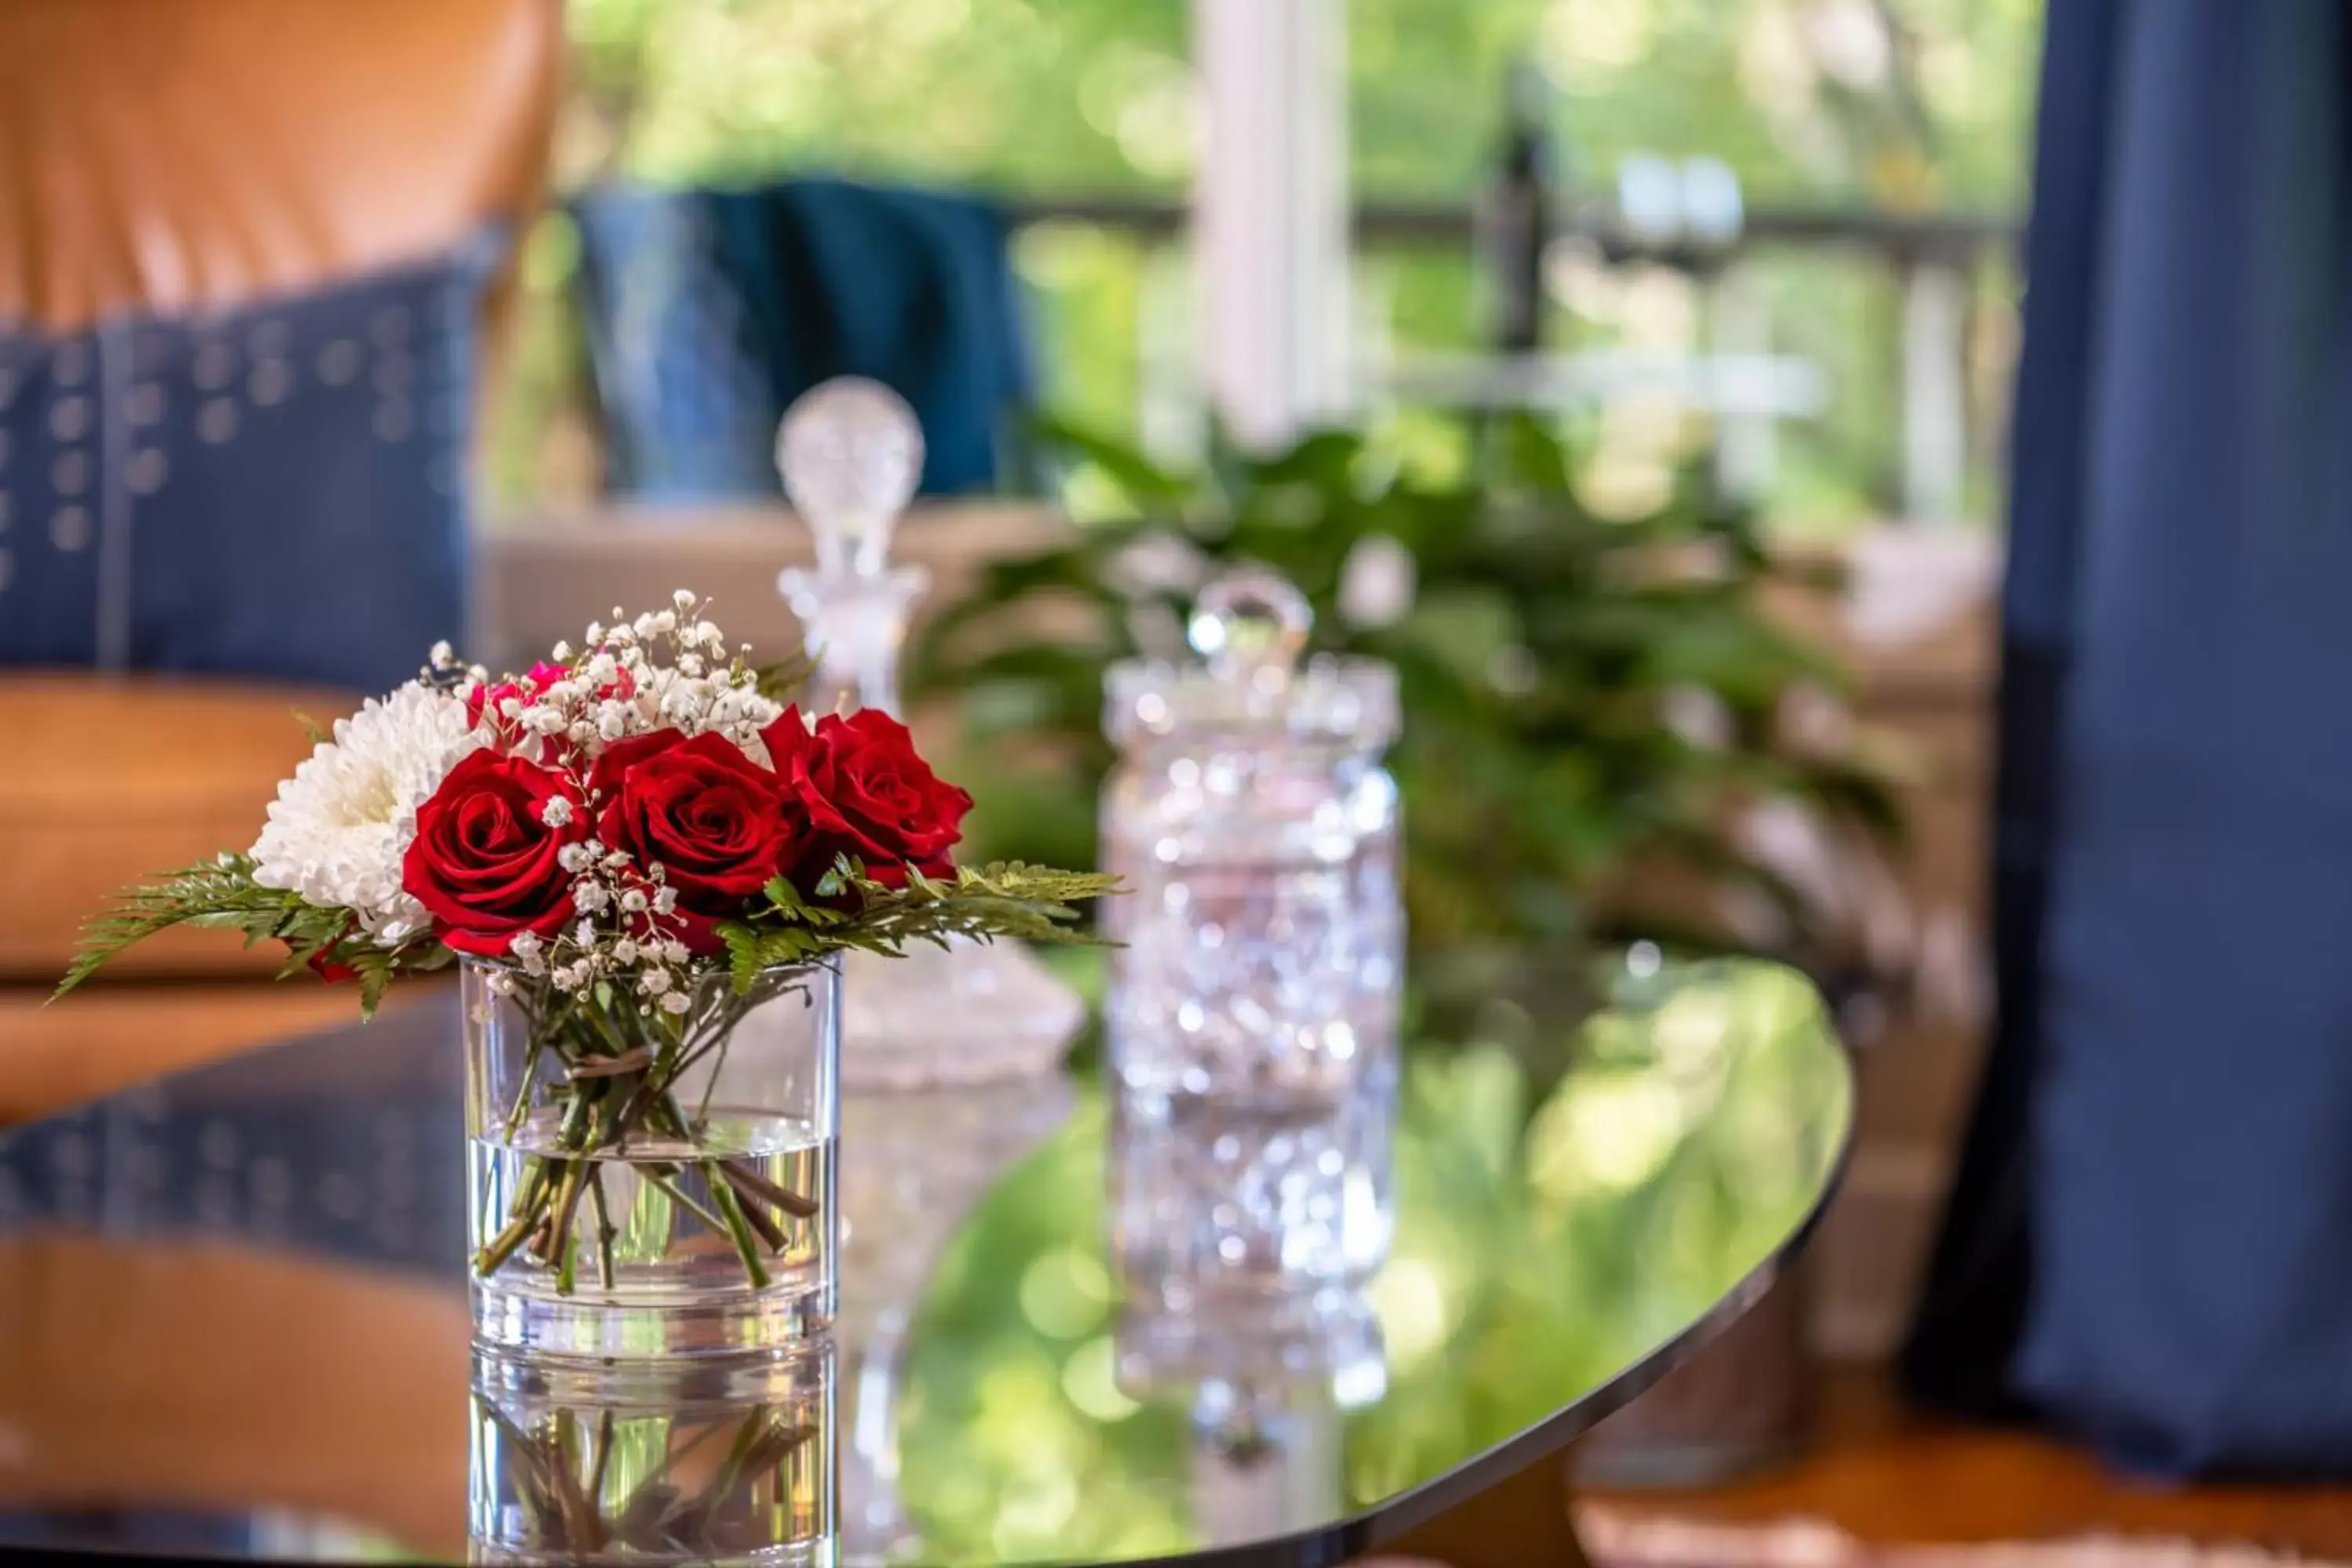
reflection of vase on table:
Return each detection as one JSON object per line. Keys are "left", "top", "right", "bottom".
{"left": 468, "top": 1345, "right": 835, "bottom": 1566}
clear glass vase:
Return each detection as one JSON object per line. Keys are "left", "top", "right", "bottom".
{"left": 463, "top": 956, "right": 840, "bottom": 1359}
{"left": 469, "top": 1344, "right": 836, "bottom": 1566}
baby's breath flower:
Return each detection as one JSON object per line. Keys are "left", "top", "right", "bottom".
{"left": 612, "top": 938, "right": 640, "bottom": 964}
{"left": 654, "top": 886, "right": 679, "bottom": 915}
{"left": 509, "top": 931, "right": 545, "bottom": 972}
{"left": 430, "top": 640, "right": 455, "bottom": 668}
{"left": 639, "top": 968, "right": 672, "bottom": 996}
{"left": 539, "top": 796, "right": 573, "bottom": 828}
{"left": 673, "top": 588, "right": 697, "bottom": 612}
{"left": 574, "top": 916, "right": 597, "bottom": 949}
{"left": 619, "top": 888, "right": 648, "bottom": 914}
{"left": 659, "top": 990, "right": 693, "bottom": 1015}
{"left": 573, "top": 881, "right": 612, "bottom": 914}
{"left": 551, "top": 640, "right": 572, "bottom": 662}
{"left": 557, "top": 843, "right": 595, "bottom": 873}
{"left": 660, "top": 938, "right": 691, "bottom": 965}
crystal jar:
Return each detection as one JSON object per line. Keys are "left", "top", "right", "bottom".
{"left": 1102, "top": 569, "right": 1402, "bottom": 1105}
{"left": 1101, "top": 568, "right": 1403, "bottom": 1261}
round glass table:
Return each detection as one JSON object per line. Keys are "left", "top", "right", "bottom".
{"left": 0, "top": 958, "right": 1849, "bottom": 1567}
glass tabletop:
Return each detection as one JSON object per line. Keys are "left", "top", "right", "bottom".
{"left": 0, "top": 957, "right": 1849, "bottom": 1567}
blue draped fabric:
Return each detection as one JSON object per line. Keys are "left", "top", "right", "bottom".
{"left": 571, "top": 177, "right": 1033, "bottom": 502}
{"left": 1906, "top": 0, "right": 2352, "bottom": 1475}
{"left": 0, "top": 244, "right": 492, "bottom": 693}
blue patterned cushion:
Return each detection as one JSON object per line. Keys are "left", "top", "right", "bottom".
{"left": 0, "top": 241, "right": 495, "bottom": 692}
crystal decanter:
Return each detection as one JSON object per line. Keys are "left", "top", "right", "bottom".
{"left": 773, "top": 377, "right": 1087, "bottom": 1090}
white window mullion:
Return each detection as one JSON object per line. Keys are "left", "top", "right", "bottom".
{"left": 1192, "top": 0, "right": 1349, "bottom": 449}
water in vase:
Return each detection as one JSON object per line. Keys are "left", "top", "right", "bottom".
{"left": 470, "top": 1107, "right": 838, "bottom": 1359}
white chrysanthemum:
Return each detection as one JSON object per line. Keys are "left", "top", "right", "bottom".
{"left": 249, "top": 684, "right": 484, "bottom": 943}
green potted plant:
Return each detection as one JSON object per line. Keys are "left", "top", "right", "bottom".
{"left": 912, "top": 412, "right": 1906, "bottom": 1044}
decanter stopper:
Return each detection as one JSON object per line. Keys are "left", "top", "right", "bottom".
{"left": 775, "top": 377, "right": 930, "bottom": 715}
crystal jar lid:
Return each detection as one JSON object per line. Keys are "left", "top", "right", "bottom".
{"left": 1105, "top": 568, "right": 1399, "bottom": 749}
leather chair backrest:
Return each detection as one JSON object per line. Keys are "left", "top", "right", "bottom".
{"left": 0, "top": 0, "right": 561, "bottom": 330}
{"left": 0, "top": 0, "right": 561, "bottom": 989}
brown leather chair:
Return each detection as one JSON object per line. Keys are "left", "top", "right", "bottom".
{"left": 0, "top": 0, "right": 563, "bottom": 1120}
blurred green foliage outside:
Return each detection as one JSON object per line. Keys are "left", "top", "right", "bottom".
{"left": 488, "top": 0, "right": 2039, "bottom": 532}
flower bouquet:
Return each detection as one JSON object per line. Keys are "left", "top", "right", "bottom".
{"left": 58, "top": 593, "right": 1114, "bottom": 1357}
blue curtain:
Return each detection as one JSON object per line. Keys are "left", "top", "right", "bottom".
{"left": 1906, "top": 0, "right": 2352, "bottom": 1476}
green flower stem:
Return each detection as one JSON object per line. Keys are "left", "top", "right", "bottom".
{"left": 586, "top": 1408, "right": 615, "bottom": 1504}
{"left": 502, "top": 1034, "right": 545, "bottom": 1141}
{"left": 587, "top": 1169, "right": 616, "bottom": 1290}
{"left": 477, "top": 1169, "right": 547, "bottom": 1276}
{"left": 643, "top": 1170, "right": 732, "bottom": 1238}
{"left": 705, "top": 1175, "right": 773, "bottom": 1291}
{"left": 717, "top": 1157, "right": 819, "bottom": 1220}
{"left": 718, "top": 1167, "right": 788, "bottom": 1253}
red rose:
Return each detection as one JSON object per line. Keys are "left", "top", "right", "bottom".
{"left": 761, "top": 707, "right": 971, "bottom": 886}
{"left": 303, "top": 916, "right": 362, "bottom": 984}
{"left": 590, "top": 731, "right": 806, "bottom": 931}
{"left": 403, "top": 752, "right": 588, "bottom": 957}
{"left": 466, "top": 659, "right": 568, "bottom": 735}
{"left": 308, "top": 951, "right": 360, "bottom": 984}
